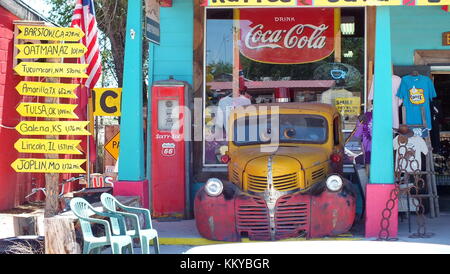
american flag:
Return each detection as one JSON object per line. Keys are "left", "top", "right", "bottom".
{"left": 71, "top": 0, "right": 102, "bottom": 89}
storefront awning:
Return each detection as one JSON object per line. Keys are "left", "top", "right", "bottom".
{"left": 201, "top": 0, "right": 450, "bottom": 7}
{"left": 207, "top": 80, "right": 335, "bottom": 91}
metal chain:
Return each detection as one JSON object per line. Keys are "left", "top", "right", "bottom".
{"left": 409, "top": 167, "right": 434, "bottom": 239}
{"left": 378, "top": 138, "right": 408, "bottom": 241}
{"left": 377, "top": 180, "right": 401, "bottom": 241}
{"left": 378, "top": 136, "right": 433, "bottom": 240}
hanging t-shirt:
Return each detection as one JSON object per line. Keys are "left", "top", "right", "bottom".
{"left": 217, "top": 95, "right": 233, "bottom": 136}
{"left": 368, "top": 75, "right": 402, "bottom": 129}
{"left": 393, "top": 135, "right": 428, "bottom": 173}
{"left": 216, "top": 95, "right": 251, "bottom": 137}
{"left": 396, "top": 75, "right": 437, "bottom": 129}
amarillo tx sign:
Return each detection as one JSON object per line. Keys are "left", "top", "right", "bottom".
{"left": 239, "top": 8, "right": 335, "bottom": 64}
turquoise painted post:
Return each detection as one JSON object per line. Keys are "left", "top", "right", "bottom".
{"left": 147, "top": 43, "right": 155, "bottom": 183}
{"left": 118, "top": 0, "right": 145, "bottom": 181}
{"left": 365, "top": 6, "right": 398, "bottom": 238}
{"left": 370, "top": 7, "right": 394, "bottom": 184}
{"left": 153, "top": 0, "right": 194, "bottom": 84}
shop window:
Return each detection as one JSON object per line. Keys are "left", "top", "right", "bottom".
{"left": 203, "top": 7, "right": 365, "bottom": 166}
{"left": 333, "top": 116, "right": 341, "bottom": 146}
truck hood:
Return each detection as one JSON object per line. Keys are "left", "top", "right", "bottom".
{"left": 230, "top": 146, "right": 329, "bottom": 171}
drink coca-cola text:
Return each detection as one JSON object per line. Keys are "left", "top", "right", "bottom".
{"left": 239, "top": 8, "right": 334, "bottom": 64}
{"left": 244, "top": 23, "right": 329, "bottom": 50}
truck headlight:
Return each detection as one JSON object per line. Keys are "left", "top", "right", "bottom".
{"left": 326, "top": 175, "right": 343, "bottom": 192}
{"left": 205, "top": 178, "right": 223, "bottom": 197}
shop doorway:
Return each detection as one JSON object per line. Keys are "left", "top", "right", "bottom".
{"left": 411, "top": 50, "right": 450, "bottom": 214}
{"left": 432, "top": 73, "right": 450, "bottom": 212}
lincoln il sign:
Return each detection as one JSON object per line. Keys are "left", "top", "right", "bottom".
{"left": 239, "top": 8, "right": 335, "bottom": 64}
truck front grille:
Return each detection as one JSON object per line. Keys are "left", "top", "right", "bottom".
{"left": 236, "top": 197, "right": 270, "bottom": 240}
{"left": 231, "top": 167, "right": 240, "bottom": 184}
{"left": 247, "top": 173, "right": 298, "bottom": 192}
{"left": 311, "top": 168, "right": 325, "bottom": 181}
{"left": 275, "top": 195, "right": 309, "bottom": 239}
{"left": 236, "top": 195, "right": 310, "bottom": 241}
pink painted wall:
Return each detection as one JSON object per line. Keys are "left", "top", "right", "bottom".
{"left": 365, "top": 184, "right": 398, "bottom": 238}
{"left": 113, "top": 180, "right": 149, "bottom": 209}
{"left": 0, "top": 6, "right": 45, "bottom": 210}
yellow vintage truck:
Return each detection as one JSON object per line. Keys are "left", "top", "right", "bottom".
{"left": 194, "top": 102, "right": 357, "bottom": 241}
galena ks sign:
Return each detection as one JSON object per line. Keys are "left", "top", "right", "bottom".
{"left": 239, "top": 8, "right": 335, "bottom": 64}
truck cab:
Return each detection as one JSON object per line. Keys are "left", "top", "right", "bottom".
{"left": 194, "top": 102, "right": 356, "bottom": 241}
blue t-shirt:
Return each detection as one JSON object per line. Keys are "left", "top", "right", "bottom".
{"left": 396, "top": 75, "right": 436, "bottom": 129}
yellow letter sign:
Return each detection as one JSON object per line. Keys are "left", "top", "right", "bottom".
{"left": 16, "top": 43, "right": 87, "bottom": 59}
{"left": 16, "top": 121, "right": 91, "bottom": 136}
{"left": 14, "top": 62, "right": 88, "bottom": 78}
{"left": 16, "top": 25, "right": 85, "bottom": 42}
{"left": 14, "top": 139, "right": 83, "bottom": 155}
{"left": 11, "top": 158, "right": 86, "bottom": 173}
{"left": 92, "top": 88, "right": 122, "bottom": 116}
{"left": 16, "top": 81, "right": 78, "bottom": 99}
{"left": 16, "top": 102, "right": 78, "bottom": 119}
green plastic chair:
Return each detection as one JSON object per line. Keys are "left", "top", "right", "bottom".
{"left": 69, "top": 197, "right": 134, "bottom": 254}
{"left": 100, "top": 193, "right": 160, "bottom": 254}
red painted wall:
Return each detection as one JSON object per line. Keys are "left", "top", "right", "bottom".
{"left": 0, "top": 6, "right": 44, "bottom": 210}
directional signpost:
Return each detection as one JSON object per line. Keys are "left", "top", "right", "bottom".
{"left": 14, "top": 139, "right": 83, "bottom": 155}
{"left": 16, "top": 43, "right": 87, "bottom": 59}
{"left": 16, "top": 25, "right": 85, "bottom": 42}
{"left": 14, "top": 62, "right": 88, "bottom": 78}
{"left": 15, "top": 81, "right": 78, "bottom": 98}
{"left": 12, "top": 23, "right": 92, "bottom": 221}
{"left": 15, "top": 121, "right": 91, "bottom": 136}
{"left": 11, "top": 158, "right": 86, "bottom": 173}
{"left": 16, "top": 102, "right": 78, "bottom": 119}
{"left": 12, "top": 23, "right": 90, "bottom": 188}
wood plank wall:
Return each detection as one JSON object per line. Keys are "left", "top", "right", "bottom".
{"left": 366, "top": 6, "right": 376, "bottom": 109}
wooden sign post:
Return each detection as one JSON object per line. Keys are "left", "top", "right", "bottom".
{"left": 12, "top": 23, "right": 91, "bottom": 253}
{"left": 12, "top": 24, "right": 90, "bottom": 223}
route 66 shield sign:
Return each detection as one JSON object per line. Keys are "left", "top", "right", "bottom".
{"left": 161, "top": 142, "right": 176, "bottom": 157}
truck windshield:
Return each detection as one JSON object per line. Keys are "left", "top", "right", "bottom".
{"left": 233, "top": 114, "right": 328, "bottom": 146}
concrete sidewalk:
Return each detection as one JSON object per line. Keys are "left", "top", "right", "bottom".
{"left": 3, "top": 206, "right": 450, "bottom": 254}
{"left": 151, "top": 212, "right": 450, "bottom": 253}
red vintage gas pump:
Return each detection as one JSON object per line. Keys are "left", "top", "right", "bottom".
{"left": 150, "top": 79, "right": 192, "bottom": 219}
{"left": 274, "top": 87, "right": 292, "bottom": 103}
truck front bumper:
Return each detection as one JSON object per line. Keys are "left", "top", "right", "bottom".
{"left": 194, "top": 181, "right": 356, "bottom": 241}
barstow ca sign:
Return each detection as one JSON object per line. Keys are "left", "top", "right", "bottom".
{"left": 201, "top": 0, "right": 450, "bottom": 6}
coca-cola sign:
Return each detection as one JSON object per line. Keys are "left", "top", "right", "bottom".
{"left": 239, "top": 8, "right": 335, "bottom": 64}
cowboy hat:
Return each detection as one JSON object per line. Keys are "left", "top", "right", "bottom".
{"left": 396, "top": 124, "right": 414, "bottom": 137}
